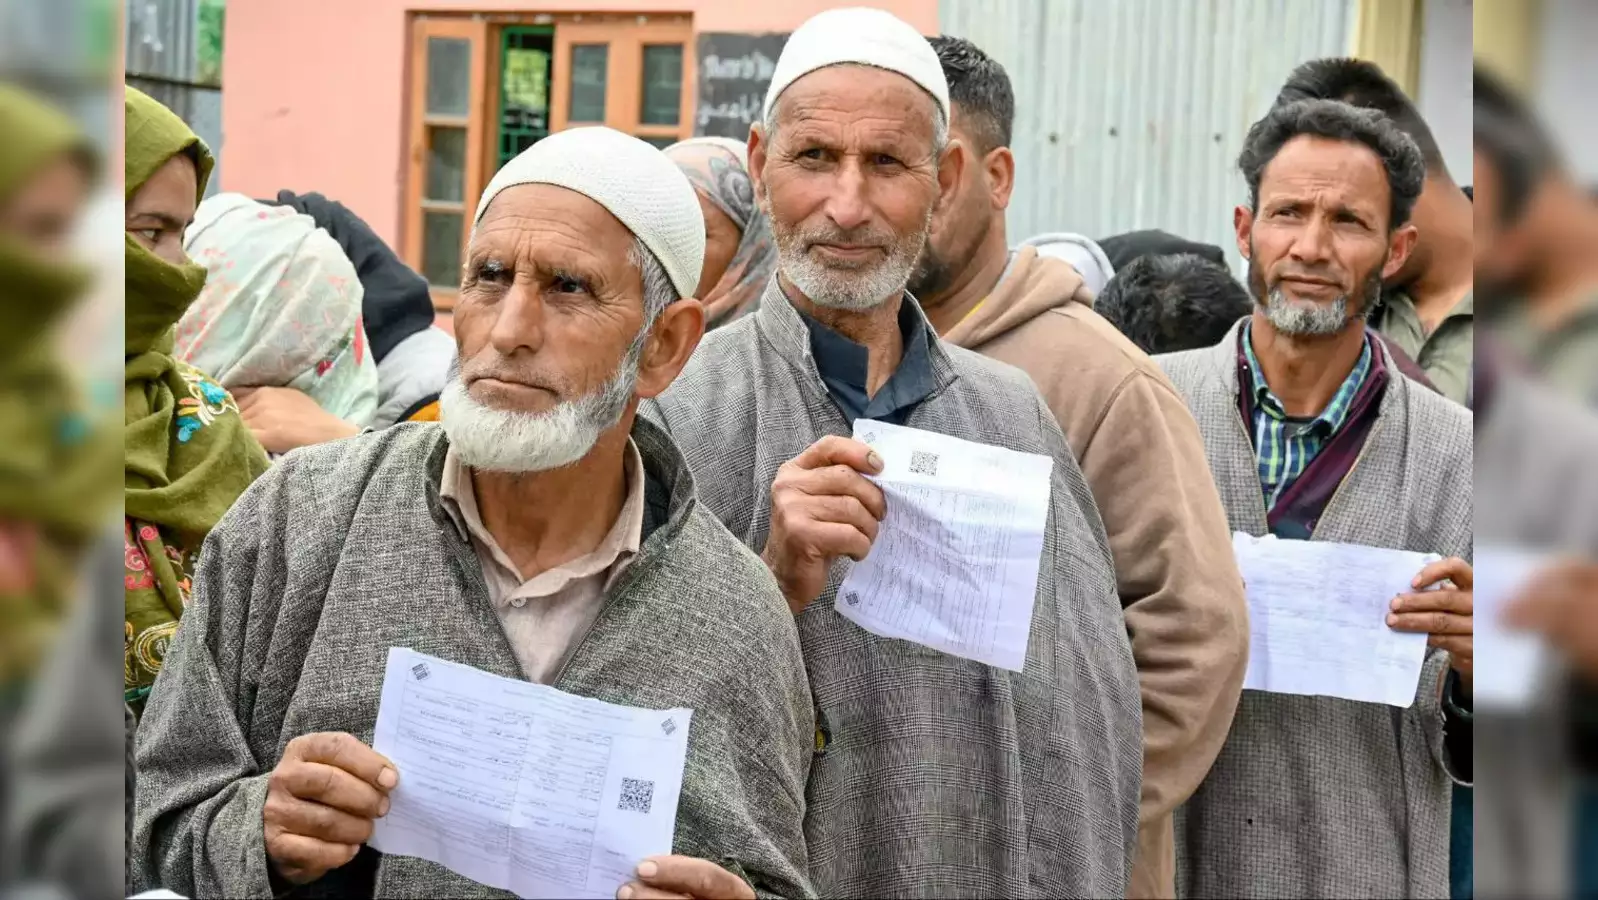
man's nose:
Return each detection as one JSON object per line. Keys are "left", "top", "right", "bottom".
{"left": 1288, "top": 214, "right": 1334, "bottom": 266}
{"left": 823, "top": 159, "right": 873, "bottom": 233}
{"left": 487, "top": 281, "right": 546, "bottom": 356}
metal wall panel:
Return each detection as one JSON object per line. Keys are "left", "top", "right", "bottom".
{"left": 940, "top": 0, "right": 1353, "bottom": 271}
{"left": 126, "top": 0, "right": 200, "bottom": 82}
{"left": 126, "top": 0, "right": 224, "bottom": 196}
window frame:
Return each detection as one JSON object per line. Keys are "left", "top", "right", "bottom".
{"left": 403, "top": 16, "right": 490, "bottom": 310}
{"left": 402, "top": 14, "right": 695, "bottom": 312}
{"left": 550, "top": 19, "right": 695, "bottom": 145}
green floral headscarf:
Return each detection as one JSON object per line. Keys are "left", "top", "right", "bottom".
{"left": 123, "top": 86, "right": 268, "bottom": 709}
{"left": 0, "top": 84, "right": 118, "bottom": 691}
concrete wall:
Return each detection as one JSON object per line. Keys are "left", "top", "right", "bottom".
{"left": 220, "top": 0, "right": 936, "bottom": 249}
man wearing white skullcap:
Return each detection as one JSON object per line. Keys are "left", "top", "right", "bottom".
{"left": 132, "top": 127, "right": 815, "bottom": 900}
{"left": 643, "top": 8, "right": 1143, "bottom": 899}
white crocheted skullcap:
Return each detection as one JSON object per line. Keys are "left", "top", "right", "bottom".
{"left": 762, "top": 7, "right": 949, "bottom": 125}
{"left": 473, "top": 126, "right": 706, "bottom": 299}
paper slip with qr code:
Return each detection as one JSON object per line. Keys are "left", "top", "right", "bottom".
{"left": 368, "top": 648, "right": 692, "bottom": 899}
{"left": 837, "top": 419, "right": 1054, "bottom": 671}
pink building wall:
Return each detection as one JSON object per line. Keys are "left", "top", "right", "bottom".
{"left": 221, "top": 0, "right": 938, "bottom": 252}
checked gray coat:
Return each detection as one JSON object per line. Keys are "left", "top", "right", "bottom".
{"left": 130, "top": 419, "right": 816, "bottom": 900}
{"left": 642, "top": 280, "right": 1144, "bottom": 899}
{"left": 1158, "top": 320, "right": 1473, "bottom": 899}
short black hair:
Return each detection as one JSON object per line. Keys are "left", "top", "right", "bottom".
{"left": 929, "top": 35, "right": 1014, "bottom": 154}
{"left": 1473, "top": 64, "right": 1561, "bottom": 226}
{"left": 1238, "top": 98, "right": 1426, "bottom": 231}
{"left": 1094, "top": 253, "right": 1252, "bottom": 356}
{"left": 1275, "top": 57, "right": 1447, "bottom": 176}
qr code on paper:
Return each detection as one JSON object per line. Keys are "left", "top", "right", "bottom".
{"left": 660, "top": 717, "right": 678, "bottom": 736}
{"left": 618, "top": 777, "right": 654, "bottom": 814}
{"left": 411, "top": 663, "right": 430, "bottom": 681}
{"left": 844, "top": 591, "right": 861, "bottom": 607}
{"left": 909, "top": 450, "right": 939, "bottom": 476}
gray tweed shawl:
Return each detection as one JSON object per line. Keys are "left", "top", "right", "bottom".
{"left": 1158, "top": 320, "right": 1473, "bottom": 899}
{"left": 131, "top": 419, "right": 816, "bottom": 899}
{"left": 642, "top": 280, "right": 1144, "bottom": 899}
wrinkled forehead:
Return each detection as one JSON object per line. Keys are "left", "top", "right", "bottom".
{"left": 471, "top": 182, "right": 636, "bottom": 256}
{"left": 1258, "top": 135, "right": 1390, "bottom": 210}
{"left": 772, "top": 64, "right": 942, "bottom": 139}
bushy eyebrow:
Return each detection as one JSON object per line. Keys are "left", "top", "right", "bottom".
{"left": 463, "top": 249, "right": 612, "bottom": 291}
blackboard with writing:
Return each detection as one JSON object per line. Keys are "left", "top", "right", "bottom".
{"left": 694, "top": 32, "right": 790, "bottom": 140}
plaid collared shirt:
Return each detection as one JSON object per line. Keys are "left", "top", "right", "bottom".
{"left": 1243, "top": 322, "right": 1373, "bottom": 510}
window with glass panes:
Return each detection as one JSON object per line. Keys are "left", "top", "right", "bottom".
{"left": 404, "top": 14, "right": 693, "bottom": 311}
{"left": 403, "top": 18, "right": 488, "bottom": 306}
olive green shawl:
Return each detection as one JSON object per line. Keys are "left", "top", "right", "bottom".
{"left": 0, "top": 85, "right": 118, "bottom": 689}
{"left": 123, "top": 87, "right": 268, "bottom": 707}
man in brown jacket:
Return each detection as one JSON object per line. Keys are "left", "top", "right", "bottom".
{"left": 911, "top": 36, "right": 1249, "bottom": 899}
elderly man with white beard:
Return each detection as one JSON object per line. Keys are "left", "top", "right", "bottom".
{"left": 130, "top": 127, "right": 815, "bottom": 900}
{"left": 639, "top": 8, "right": 1142, "bottom": 899}
{"left": 1156, "top": 100, "right": 1473, "bottom": 898}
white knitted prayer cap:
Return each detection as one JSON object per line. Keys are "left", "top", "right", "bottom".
{"left": 472, "top": 126, "right": 705, "bottom": 299}
{"left": 762, "top": 7, "right": 949, "bottom": 125}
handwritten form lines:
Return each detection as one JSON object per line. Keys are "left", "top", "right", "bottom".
{"left": 837, "top": 420, "right": 1053, "bottom": 672}
{"left": 1232, "top": 533, "right": 1438, "bottom": 708}
{"left": 369, "top": 648, "right": 693, "bottom": 899}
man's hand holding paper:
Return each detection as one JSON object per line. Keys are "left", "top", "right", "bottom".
{"left": 762, "top": 435, "right": 887, "bottom": 614}
{"left": 1386, "top": 556, "right": 1474, "bottom": 694}
{"left": 264, "top": 732, "right": 399, "bottom": 887}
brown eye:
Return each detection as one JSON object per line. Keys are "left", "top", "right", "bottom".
{"left": 552, "top": 275, "right": 590, "bottom": 295}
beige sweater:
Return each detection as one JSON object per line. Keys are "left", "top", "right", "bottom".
{"left": 943, "top": 247, "right": 1249, "bottom": 899}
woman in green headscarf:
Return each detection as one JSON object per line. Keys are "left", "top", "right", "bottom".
{"left": 123, "top": 87, "right": 268, "bottom": 713}
{"left": 0, "top": 84, "right": 119, "bottom": 704}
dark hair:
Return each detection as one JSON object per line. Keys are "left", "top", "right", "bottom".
{"left": 1275, "top": 57, "right": 1447, "bottom": 176}
{"left": 929, "top": 35, "right": 1014, "bottom": 154}
{"left": 1238, "top": 98, "right": 1425, "bottom": 231}
{"left": 1473, "top": 64, "right": 1560, "bottom": 227}
{"left": 1094, "top": 253, "right": 1252, "bottom": 356}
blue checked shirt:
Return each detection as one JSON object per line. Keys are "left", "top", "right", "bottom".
{"left": 1243, "top": 323, "right": 1373, "bottom": 510}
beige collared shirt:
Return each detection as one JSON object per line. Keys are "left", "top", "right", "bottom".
{"left": 439, "top": 439, "right": 646, "bottom": 684}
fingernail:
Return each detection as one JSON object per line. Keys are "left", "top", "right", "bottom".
{"left": 1390, "top": 597, "right": 1402, "bottom": 611}
{"left": 378, "top": 767, "right": 398, "bottom": 789}
{"left": 637, "top": 860, "right": 658, "bottom": 878}
{"left": 866, "top": 451, "right": 884, "bottom": 472}
{"left": 378, "top": 797, "right": 390, "bottom": 817}
{"left": 1386, "top": 613, "right": 1398, "bottom": 626}
{"left": 617, "top": 886, "right": 634, "bottom": 900}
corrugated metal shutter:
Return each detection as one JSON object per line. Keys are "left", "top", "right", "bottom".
{"left": 940, "top": 0, "right": 1353, "bottom": 271}
{"left": 126, "top": 0, "right": 225, "bottom": 196}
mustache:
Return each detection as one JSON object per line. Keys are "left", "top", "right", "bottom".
{"left": 452, "top": 354, "right": 567, "bottom": 393}
{"left": 797, "top": 222, "right": 895, "bottom": 248}
{"left": 1272, "top": 265, "right": 1344, "bottom": 285}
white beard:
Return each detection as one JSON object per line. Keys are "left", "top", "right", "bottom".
{"left": 1262, "top": 287, "right": 1350, "bottom": 337}
{"left": 438, "top": 342, "right": 642, "bottom": 474}
{"left": 768, "top": 203, "right": 933, "bottom": 311}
